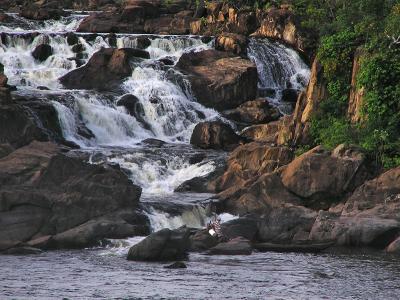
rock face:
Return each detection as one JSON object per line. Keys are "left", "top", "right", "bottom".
{"left": 127, "top": 227, "right": 191, "bottom": 261}
{"left": 32, "top": 44, "right": 53, "bottom": 62}
{"left": 0, "top": 141, "right": 145, "bottom": 251}
{"left": 347, "top": 48, "right": 365, "bottom": 123}
{"left": 0, "top": 94, "right": 62, "bottom": 148}
{"left": 214, "top": 142, "right": 294, "bottom": 192}
{"left": 77, "top": 1, "right": 196, "bottom": 34}
{"left": 224, "top": 98, "right": 281, "bottom": 125}
{"left": 277, "top": 59, "right": 327, "bottom": 146}
{"left": 176, "top": 50, "right": 258, "bottom": 111}
{"left": 20, "top": 5, "right": 64, "bottom": 20}
{"left": 190, "top": 121, "right": 243, "bottom": 151}
{"left": 59, "top": 48, "right": 149, "bottom": 90}
{"left": 240, "top": 121, "right": 280, "bottom": 143}
{"left": 281, "top": 145, "right": 369, "bottom": 207}
{"left": 253, "top": 8, "right": 310, "bottom": 54}
{"left": 215, "top": 33, "right": 248, "bottom": 56}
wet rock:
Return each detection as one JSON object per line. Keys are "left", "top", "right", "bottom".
{"left": 223, "top": 99, "right": 281, "bottom": 125}
{"left": 215, "top": 33, "right": 248, "bottom": 56}
{"left": 254, "top": 241, "right": 333, "bottom": 253}
{"left": 164, "top": 261, "right": 187, "bottom": 269}
{"left": 190, "top": 121, "right": 242, "bottom": 151}
{"left": 59, "top": 48, "right": 149, "bottom": 90}
{"left": 221, "top": 217, "right": 258, "bottom": 241}
{"left": 159, "top": 58, "right": 175, "bottom": 66}
{"left": 32, "top": 44, "right": 53, "bottom": 62}
{"left": 176, "top": 49, "right": 257, "bottom": 111}
{"left": 141, "top": 138, "right": 166, "bottom": 147}
{"left": 66, "top": 32, "right": 79, "bottom": 46}
{"left": 207, "top": 237, "right": 252, "bottom": 255}
{"left": 116, "top": 94, "right": 141, "bottom": 116}
{"left": 189, "top": 229, "right": 219, "bottom": 251}
{"left": 281, "top": 88, "right": 299, "bottom": 103}
{"left": 0, "top": 73, "right": 8, "bottom": 88}
{"left": 127, "top": 227, "right": 191, "bottom": 261}
{"left": 71, "top": 43, "right": 84, "bottom": 53}
{"left": 387, "top": 236, "right": 400, "bottom": 254}
{"left": 0, "top": 141, "right": 143, "bottom": 251}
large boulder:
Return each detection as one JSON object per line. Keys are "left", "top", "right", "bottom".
{"left": 127, "top": 227, "right": 191, "bottom": 261}
{"left": 281, "top": 145, "right": 369, "bottom": 208}
{"left": 207, "top": 237, "right": 252, "bottom": 255}
{"left": 59, "top": 48, "right": 149, "bottom": 90}
{"left": 213, "top": 142, "right": 294, "bottom": 192}
{"left": 223, "top": 98, "right": 281, "bottom": 125}
{"left": 176, "top": 50, "right": 258, "bottom": 111}
{"left": 0, "top": 141, "right": 144, "bottom": 251}
{"left": 32, "top": 44, "right": 53, "bottom": 62}
{"left": 240, "top": 121, "right": 280, "bottom": 143}
{"left": 190, "top": 121, "right": 243, "bottom": 151}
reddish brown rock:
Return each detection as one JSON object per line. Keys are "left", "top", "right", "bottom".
{"left": 177, "top": 50, "right": 257, "bottom": 111}
{"left": 215, "top": 33, "right": 248, "bottom": 55}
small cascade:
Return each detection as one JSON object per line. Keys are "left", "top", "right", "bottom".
{"left": 247, "top": 38, "right": 310, "bottom": 111}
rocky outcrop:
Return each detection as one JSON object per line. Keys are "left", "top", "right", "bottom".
{"left": 253, "top": 8, "right": 311, "bottom": 54}
{"left": 177, "top": 50, "right": 257, "bottom": 111}
{"left": 215, "top": 33, "right": 248, "bottom": 56}
{"left": 223, "top": 98, "right": 281, "bottom": 126}
{"left": 207, "top": 237, "right": 252, "bottom": 255}
{"left": 19, "top": 4, "right": 65, "bottom": 20}
{"left": 277, "top": 59, "right": 327, "bottom": 146}
{"left": 213, "top": 142, "right": 293, "bottom": 193}
{"left": 59, "top": 48, "right": 149, "bottom": 90}
{"left": 190, "top": 121, "right": 243, "bottom": 151}
{"left": 240, "top": 121, "right": 280, "bottom": 142}
{"left": 32, "top": 44, "right": 53, "bottom": 62}
{"left": 281, "top": 145, "right": 369, "bottom": 208}
{"left": 77, "top": 1, "right": 196, "bottom": 34}
{"left": 0, "top": 93, "right": 63, "bottom": 148}
{"left": 127, "top": 227, "right": 191, "bottom": 261}
{"left": 347, "top": 48, "right": 366, "bottom": 123}
{"left": 0, "top": 141, "right": 145, "bottom": 251}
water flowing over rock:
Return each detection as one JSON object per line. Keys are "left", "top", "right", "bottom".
{"left": 0, "top": 141, "right": 145, "bottom": 251}
{"left": 176, "top": 49, "right": 258, "bottom": 111}
{"left": 59, "top": 47, "right": 149, "bottom": 90}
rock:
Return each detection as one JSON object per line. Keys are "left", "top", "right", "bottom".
{"left": 277, "top": 59, "right": 327, "bottom": 146}
{"left": 387, "top": 236, "right": 400, "bottom": 254}
{"left": 281, "top": 88, "right": 299, "bottom": 103}
{"left": 2, "top": 246, "right": 43, "bottom": 255}
{"left": 32, "top": 44, "right": 53, "bottom": 62}
{"left": 207, "top": 237, "right": 252, "bottom": 255}
{"left": 215, "top": 33, "right": 248, "bottom": 56}
{"left": 0, "top": 144, "right": 13, "bottom": 159}
{"left": 223, "top": 99, "right": 281, "bottom": 125}
{"left": 141, "top": 138, "right": 166, "bottom": 147}
{"left": 240, "top": 121, "right": 280, "bottom": 142}
{"left": 281, "top": 145, "right": 369, "bottom": 208}
{"left": 253, "top": 8, "right": 309, "bottom": 54}
{"left": 0, "top": 96, "right": 61, "bottom": 148}
{"left": 164, "top": 261, "right": 187, "bottom": 269}
{"left": 347, "top": 48, "right": 366, "bottom": 123}
{"left": 0, "top": 141, "right": 143, "bottom": 251}
{"left": 214, "top": 142, "right": 294, "bottom": 193}
{"left": 59, "top": 48, "right": 149, "bottom": 90}
{"left": 66, "top": 32, "right": 79, "bottom": 46}
{"left": 189, "top": 229, "right": 219, "bottom": 251}
{"left": 176, "top": 50, "right": 257, "bottom": 111}
{"left": 127, "top": 227, "right": 191, "bottom": 261}
{"left": 20, "top": 5, "right": 64, "bottom": 20}
{"left": 116, "top": 94, "right": 141, "bottom": 116}
{"left": 220, "top": 217, "right": 258, "bottom": 241}
{"left": 0, "top": 74, "right": 8, "bottom": 88}
{"left": 190, "top": 121, "right": 242, "bottom": 151}
{"left": 71, "top": 43, "right": 84, "bottom": 53}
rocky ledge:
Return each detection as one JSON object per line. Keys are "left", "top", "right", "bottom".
{"left": 0, "top": 141, "right": 149, "bottom": 253}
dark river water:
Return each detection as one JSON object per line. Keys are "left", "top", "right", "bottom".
{"left": 1, "top": 245, "right": 400, "bottom": 299}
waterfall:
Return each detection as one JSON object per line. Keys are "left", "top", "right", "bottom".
{"left": 247, "top": 38, "right": 310, "bottom": 110}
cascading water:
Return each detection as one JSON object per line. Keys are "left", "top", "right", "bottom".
{"left": 247, "top": 38, "right": 310, "bottom": 112}
{"left": 0, "top": 16, "right": 310, "bottom": 233}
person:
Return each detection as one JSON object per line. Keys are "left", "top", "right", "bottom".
{"left": 207, "top": 215, "right": 222, "bottom": 238}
